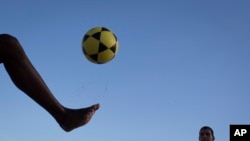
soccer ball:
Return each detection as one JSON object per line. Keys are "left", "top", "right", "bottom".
{"left": 82, "top": 27, "right": 119, "bottom": 64}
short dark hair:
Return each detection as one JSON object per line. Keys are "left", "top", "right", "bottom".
{"left": 200, "top": 126, "right": 215, "bottom": 139}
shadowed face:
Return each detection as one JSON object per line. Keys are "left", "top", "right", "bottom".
{"left": 199, "top": 128, "right": 214, "bottom": 141}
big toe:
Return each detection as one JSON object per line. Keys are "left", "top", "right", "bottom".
{"left": 92, "top": 104, "right": 100, "bottom": 111}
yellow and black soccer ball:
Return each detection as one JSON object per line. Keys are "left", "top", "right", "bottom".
{"left": 82, "top": 27, "right": 119, "bottom": 64}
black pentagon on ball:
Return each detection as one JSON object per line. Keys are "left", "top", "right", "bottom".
{"left": 83, "top": 34, "right": 90, "bottom": 42}
{"left": 101, "top": 27, "right": 110, "bottom": 31}
{"left": 110, "top": 44, "right": 117, "bottom": 53}
{"left": 89, "top": 54, "right": 98, "bottom": 62}
{"left": 92, "top": 32, "right": 101, "bottom": 40}
{"left": 98, "top": 42, "right": 109, "bottom": 53}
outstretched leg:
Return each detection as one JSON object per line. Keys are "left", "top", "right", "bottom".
{"left": 0, "top": 34, "right": 99, "bottom": 132}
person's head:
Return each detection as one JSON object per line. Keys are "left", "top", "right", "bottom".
{"left": 199, "top": 126, "right": 215, "bottom": 141}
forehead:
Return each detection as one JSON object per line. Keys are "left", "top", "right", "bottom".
{"left": 199, "top": 129, "right": 212, "bottom": 135}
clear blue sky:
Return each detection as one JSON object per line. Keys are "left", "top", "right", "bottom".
{"left": 0, "top": 0, "right": 250, "bottom": 140}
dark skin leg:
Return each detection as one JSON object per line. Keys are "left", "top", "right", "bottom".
{"left": 0, "top": 34, "right": 99, "bottom": 132}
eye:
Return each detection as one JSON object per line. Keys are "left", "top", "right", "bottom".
{"left": 199, "top": 133, "right": 205, "bottom": 136}
{"left": 206, "top": 133, "right": 211, "bottom": 136}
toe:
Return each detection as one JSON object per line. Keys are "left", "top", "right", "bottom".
{"left": 92, "top": 104, "right": 100, "bottom": 110}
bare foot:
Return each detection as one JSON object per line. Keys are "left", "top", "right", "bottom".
{"left": 57, "top": 104, "right": 100, "bottom": 132}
